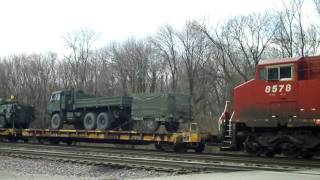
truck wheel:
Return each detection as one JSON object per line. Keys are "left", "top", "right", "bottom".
{"left": 165, "top": 122, "right": 180, "bottom": 133}
{"left": 0, "top": 116, "right": 7, "bottom": 128}
{"left": 83, "top": 112, "right": 97, "bottom": 130}
{"left": 97, "top": 112, "right": 112, "bottom": 130}
{"left": 141, "top": 120, "right": 160, "bottom": 133}
{"left": 51, "top": 114, "right": 63, "bottom": 130}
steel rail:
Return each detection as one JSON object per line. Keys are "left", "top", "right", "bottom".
{"left": 0, "top": 143, "right": 319, "bottom": 172}
{"left": 0, "top": 142, "right": 319, "bottom": 169}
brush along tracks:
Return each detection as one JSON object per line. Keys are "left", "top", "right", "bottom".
{"left": 0, "top": 142, "right": 319, "bottom": 173}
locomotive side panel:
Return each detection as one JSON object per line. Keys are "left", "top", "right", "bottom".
{"left": 297, "top": 57, "right": 320, "bottom": 124}
{"left": 234, "top": 61, "right": 299, "bottom": 127}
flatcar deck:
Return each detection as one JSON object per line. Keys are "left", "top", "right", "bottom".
{"left": 22, "top": 129, "right": 202, "bottom": 144}
{"left": 0, "top": 124, "right": 206, "bottom": 151}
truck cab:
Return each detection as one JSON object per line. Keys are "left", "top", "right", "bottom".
{"left": 47, "top": 90, "right": 73, "bottom": 117}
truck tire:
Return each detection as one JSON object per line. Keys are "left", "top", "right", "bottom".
{"left": 97, "top": 112, "right": 113, "bottom": 130}
{"left": 83, "top": 112, "right": 97, "bottom": 130}
{"left": 0, "top": 116, "right": 7, "bottom": 128}
{"left": 51, "top": 113, "right": 63, "bottom": 130}
{"left": 141, "top": 120, "right": 160, "bottom": 133}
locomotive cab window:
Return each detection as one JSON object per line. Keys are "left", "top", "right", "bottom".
{"left": 268, "top": 68, "right": 278, "bottom": 80}
{"left": 280, "top": 66, "right": 292, "bottom": 80}
{"left": 259, "top": 68, "right": 266, "bottom": 80}
{"left": 267, "top": 65, "right": 293, "bottom": 81}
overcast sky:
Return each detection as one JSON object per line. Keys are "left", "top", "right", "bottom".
{"left": 0, "top": 0, "right": 315, "bottom": 56}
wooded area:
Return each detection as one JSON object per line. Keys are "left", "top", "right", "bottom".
{"left": 0, "top": 0, "right": 319, "bottom": 131}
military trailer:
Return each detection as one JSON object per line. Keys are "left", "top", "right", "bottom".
{"left": 47, "top": 90, "right": 132, "bottom": 130}
{"left": 131, "top": 93, "right": 192, "bottom": 132}
{"left": 0, "top": 98, "right": 34, "bottom": 129}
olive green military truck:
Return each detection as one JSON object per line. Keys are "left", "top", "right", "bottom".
{"left": 131, "top": 93, "right": 192, "bottom": 132}
{"left": 47, "top": 90, "right": 132, "bottom": 130}
{"left": 0, "top": 98, "right": 34, "bottom": 129}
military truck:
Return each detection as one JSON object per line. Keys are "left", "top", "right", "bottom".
{"left": 0, "top": 97, "right": 34, "bottom": 129}
{"left": 131, "top": 93, "right": 192, "bottom": 132}
{"left": 47, "top": 90, "right": 132, "bottom": 130}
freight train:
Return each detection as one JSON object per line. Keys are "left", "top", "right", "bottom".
{"left": 1, "top": 56, "right": 320, "bottom": 158}
{"left": 219, "top": 56, "right": 320, "bottom": 158}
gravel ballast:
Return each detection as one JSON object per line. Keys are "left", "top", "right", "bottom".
{"left": 0, "top": 155, "right": 175, "bottom": 180}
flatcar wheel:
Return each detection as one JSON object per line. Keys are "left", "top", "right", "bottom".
{"left": 83, "top": 112, "right": 97, "bottom": 130}
{"left": 51, "top": 114, "right": 63, "bottom": 130}
{"left": 66, "top": 140, "right": 73, "bottom": 146}
{"left": 301, "top": 152, "right": 314, "bottom": 159}
{"left": 165, "top": 122, "right": 180, "bottom": 133}
{"left": 50, "top": 139, "right": 60, "bottom": 145}
{"left": 141, "top": 120, "right": 160, "bottom": 133}
{"left": 173, "top": 144, "right": 187, "bottom": 153}
{"left": 0, "top": 116, "right": 7, "bottom": 128}
{"left": 195, "top": 143, "right": 205, "bottom": 153}
{"left": 154, "top": 144, "right": 164, "bottom": 151}
{"left": 97, "top": 112, "right": 113, "bottom": 130}
{"left": 37, "top": 138, "right": 44, "bottom": 144}
{"left": 264, "top": 149, "right": 275, "bottom": 157}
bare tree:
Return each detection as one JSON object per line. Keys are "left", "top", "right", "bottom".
{"left": 152, "top": 24, "right": 179, "bottom": 92}
{"left": 273, "top": 0, "right": 320, "bottom": 57}
{"left": 62, "top": 28, "right": 98, "bottom": 91}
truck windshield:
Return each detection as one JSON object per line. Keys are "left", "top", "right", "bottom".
{"left": 50, "top": 93, "right": 61, "bottom": 102}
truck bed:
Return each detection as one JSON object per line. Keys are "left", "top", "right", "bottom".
{"left": 74, "top": 96, "right": 132, "bottom": 109}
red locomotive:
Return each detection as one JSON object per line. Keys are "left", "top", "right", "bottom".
{"left": 219, "top": 56, "right": 320, "bottom": 158}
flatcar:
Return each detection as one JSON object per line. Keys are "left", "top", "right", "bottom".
{"left": 219, "top": 56, "right": 320, "bottom": 158}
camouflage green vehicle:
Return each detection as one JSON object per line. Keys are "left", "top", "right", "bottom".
{"left": 47, "top": 90, "right": 132, "bottom": 130}
{"left": 0, "top": 98, "right": 34, "bottom": 129}
{"left": 131, "top": 93, "right": 192, "bottom": 132}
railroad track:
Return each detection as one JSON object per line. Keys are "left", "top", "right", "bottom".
{"left": 0, "top": 142, "right": 319, "bottom": 173}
